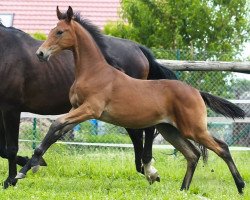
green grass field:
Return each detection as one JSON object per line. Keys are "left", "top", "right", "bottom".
{"left": 0, "top": 144, "right": 249, "bottom": 200}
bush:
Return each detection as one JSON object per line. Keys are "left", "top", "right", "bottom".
{"left": 31, "top": 32, "right": 47, "bottom": 40}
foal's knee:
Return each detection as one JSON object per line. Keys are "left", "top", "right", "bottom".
{"left": 34, "top": 146, "right": 43, "bottom": 157}
{"left": 50, "top": 119, "right": 63, "bottom": 132}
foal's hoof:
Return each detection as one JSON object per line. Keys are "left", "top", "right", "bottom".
{"left": 15, "top": 172, "right": 26, "bottom": 180}
{"left": 32, "top": 165, "right": 40, "bottom": 173}
{"left": 39, "top": 157, "right": 47, "bottom": 167}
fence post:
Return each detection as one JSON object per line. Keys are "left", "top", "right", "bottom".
{"left": 32, "top": 118, "right": 37, "bottom": 149}
{"left": 175, "top": 49, "right": 181, "bottom": 78}
{"left": 172, "top": 49, "right": 182, "bottom": 156}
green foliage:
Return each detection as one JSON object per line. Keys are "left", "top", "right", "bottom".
{"left": 104, "top": 0, "right": 250, "bottom": 98}
{"left": 72, "top": 121, "right": 130, "bottom": 144}
{"left": 31, "top": 32, "right": 47, "bottom": 40}
{"left": 105, "top": 0, "right": 250, "bottom": 60}
{"left": 79, "top": 132, "right": 132, "bottom": 144}
{"left": 0, "top": 147, "right": 249, "bottom": 199}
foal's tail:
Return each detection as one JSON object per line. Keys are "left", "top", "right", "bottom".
{"left": 200, "top": 91, "right": 245, "bottom": 119}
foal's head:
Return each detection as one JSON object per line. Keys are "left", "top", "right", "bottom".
{"left": 36, "top": 6, "right": 76, "bottom": 61}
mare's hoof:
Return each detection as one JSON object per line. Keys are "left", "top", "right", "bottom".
{"left": 32, "top": 165, "right": 40, "bottom": 173}
{"left": 3, "top": 177, "right": 17, "bottom": 189}
{"left": 146, "top": 172, "right": 160, "bottom": 185}
{"left": 15, "top": 172, "right": 26, "bottom": 179}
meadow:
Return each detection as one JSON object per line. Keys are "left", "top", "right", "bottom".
{"left": 0, "top": 144, "right": 249, "bottom": 200}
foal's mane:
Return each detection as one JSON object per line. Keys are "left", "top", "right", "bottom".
{"left": 73, "top": 13, "right": 107, "bottom": 55}
{"left": 60, "top": 11, "right": 119, "bottom": 68}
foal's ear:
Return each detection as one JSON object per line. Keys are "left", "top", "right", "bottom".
{"left": 56, "top": 6, "right": 63, "bottom": 20}
{"left": 66, "top": 6, "right": 74, "bottom": 22}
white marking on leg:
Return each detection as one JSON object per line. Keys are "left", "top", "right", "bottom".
{"left": 143, "top": 159, "right": 160, "bottom": 184}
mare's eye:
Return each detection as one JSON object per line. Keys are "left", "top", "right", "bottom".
{"left": 56, "top": 30, "right": 63, "bottom": 36}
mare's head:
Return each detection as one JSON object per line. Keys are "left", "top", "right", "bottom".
{"left": 36, "top": 6, "right": 76, "bottom": 61}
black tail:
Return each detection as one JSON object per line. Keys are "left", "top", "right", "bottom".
{"left": 200, "top": 91, "right": 245, "bottom": 119}
{"left": 197, "top": 143, "right": 208, "bottom": 164}
{"left": 138, "top": 45, "right": 178, "bottom": 80}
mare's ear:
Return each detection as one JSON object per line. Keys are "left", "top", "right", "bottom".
{"left": 56, "top": 6, "right": 63, "bottom": 20}
{"left": 66, "top": 6, "right": 74, "bottom": 22}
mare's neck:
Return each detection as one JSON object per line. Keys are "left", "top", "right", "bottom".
{"left": 72, "top": 22, "right": 108, "bottom": 78}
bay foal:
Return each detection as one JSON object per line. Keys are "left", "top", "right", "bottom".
{"left": 18, "top": 7, "right": 245, "bottom": 193}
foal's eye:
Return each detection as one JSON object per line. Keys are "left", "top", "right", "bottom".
{"left": 56, "top": 30, "right": 63, "bottom": 36}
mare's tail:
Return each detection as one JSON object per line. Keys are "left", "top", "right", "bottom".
{"left": 200, "top": 91, "right": 245, "bottom": 119}
{"left": 138, "top": 45, "right": 177, "bottom": 80}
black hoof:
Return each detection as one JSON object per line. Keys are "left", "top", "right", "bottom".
{"left": 3, "top": 177, "right": 17, "bottom": 189}
{"left": 238, "top": 181, "right": 245, "bottom": 195}
{"left": 39, "top": 157, "right": 47, "bottom": 167}
{"left": 156, "top": 176, "right": 160, "bottom": 182}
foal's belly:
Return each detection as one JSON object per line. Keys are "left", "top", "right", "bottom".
{"left": 99, "top": 104, "right": 172, "bottom": 129}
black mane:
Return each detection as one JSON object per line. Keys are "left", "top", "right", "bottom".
{"left": 0, "top": 21, "right": 30, "bottom": 37}
{"left": 60, "top": 11, "right": 119, "bottom": 68}
{"left": 73, "top": 13, "right": 107, "bottom": 55}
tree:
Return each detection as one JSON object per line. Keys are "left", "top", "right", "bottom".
{"left": 104, "top": 0, "right": 250, "bottom": 97}
{"left": 104, "top": 0, "right": 250, "bottom": 61}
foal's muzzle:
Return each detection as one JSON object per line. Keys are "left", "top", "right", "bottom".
{"left": 36, "top": 49, "right": 49, "bottom": 62}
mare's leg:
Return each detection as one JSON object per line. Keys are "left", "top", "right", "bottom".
{"left": 142, "top": 127, "right": 155, "bottom": 164}
{"left": 126, "top": 128, "right": 144, "bottom": 173}
{"left": 156, "top": 123, "right": 201, "bottom": 190}
{"left": 141, "top": 127, "right": 160, "bottom": 184}
{"left": 190, "top": 130, "right": 245, "bottom": 194}
{"left": 1, "top": 110, "right": 20, "bottom": 188}
{"left": 17, "top": 105, "right": 94, "bottom": 179}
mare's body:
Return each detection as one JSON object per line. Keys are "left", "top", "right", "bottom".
{"left": 19, "top": 7, "right": 245, "bottom": 194}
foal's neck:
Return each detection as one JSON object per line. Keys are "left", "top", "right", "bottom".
{"left": 72, "top": 22, "right": 108, "bottom": 78}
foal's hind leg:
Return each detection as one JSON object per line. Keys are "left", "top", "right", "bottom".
{"left": 191, "top": 131, "right": 245, "bottom": 194}
{"left": 156, "top": 123, "right": 201, "bottom": 191}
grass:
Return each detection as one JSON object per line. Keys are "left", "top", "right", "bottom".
{"left": 0, "top": 145, "right": 249, "bottom": 200}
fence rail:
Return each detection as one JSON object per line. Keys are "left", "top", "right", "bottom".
{"left": 157, "top": 60, "right": 250, "bottom": 73}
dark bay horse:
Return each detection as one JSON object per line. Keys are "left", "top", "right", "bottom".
{"left": 18, "top": 7, "right": 245, "bottom": 194}
{"left": 0, "top": 17, "right": 178, "bottom": 187}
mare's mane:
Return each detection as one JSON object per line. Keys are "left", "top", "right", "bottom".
{"left": 0, "top": 21, "right": 31, "bottom": 38}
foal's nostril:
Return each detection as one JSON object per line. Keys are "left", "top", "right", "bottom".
{"left": 36, "top": 50, "right": 46, "bottom": 61}
{"left": 38, "top": 51, "right": 44, "bottom": 58}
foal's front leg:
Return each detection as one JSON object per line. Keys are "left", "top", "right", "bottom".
{"left": 16, "top": 105, "right": 95, "bottom": 179}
